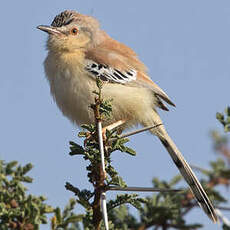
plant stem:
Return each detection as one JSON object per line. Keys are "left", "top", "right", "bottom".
{"left": 92, "top": 85, "right": 108, "bottom": 229}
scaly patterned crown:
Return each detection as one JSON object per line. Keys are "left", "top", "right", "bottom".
{"left": 51, "top": 10, "right": 77, "bottom": 27}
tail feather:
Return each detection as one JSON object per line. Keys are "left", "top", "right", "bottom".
{"left": 159, "top": 133, "right": 218, "bottom": 222}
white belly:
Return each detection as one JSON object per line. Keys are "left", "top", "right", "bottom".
{"left": 44, "top": 52, "right": 156, "bottom": 128}
{"left": 45, "top": 54, "right": 96, "bottom": 125}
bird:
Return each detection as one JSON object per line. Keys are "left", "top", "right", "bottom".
{"left": 37, "top": 10, "right": 217, "bottom": 222}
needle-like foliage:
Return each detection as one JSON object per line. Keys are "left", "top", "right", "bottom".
{"left": 1, "top": 84, "right": 230, "bottom": 229}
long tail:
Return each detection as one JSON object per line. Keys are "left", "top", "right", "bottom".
{"left": 143, "top": 110, "right": 217, "bottom": 222}
{"left": 158, "top": 131, "right": 218, "bottom": 222}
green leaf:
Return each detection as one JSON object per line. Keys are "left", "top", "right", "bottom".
{"left": 216, "top": 112, "right": 225, "bottom": 123}
{"left": 64, "top": 214, "right": 84, "bottom": 224}
{"left": 223, "top": 224, "right": 230, "bottom": 230}
{"left": 5, "top": 161, "right": 18, "bottom": 175}
{"left": 216, "top": 107, "right": 230, "bottom": 132}
{"left": 110, "top": 176, "right": 127, "bottom": 187}
{"left": 92, "top": 90, "right": 99, "bottom": 96}
{"left": 124, "top": 147, "right": 136, "bottom": 156}
{"left": 21, "top": 176, "right": 33, "bottom": 183}
{"left": 69, "top": 141, "right": 85, "bottom": 155}
{"left": 96, "top": 77, "right": 103, "bottom": 89}
{"left": 225, "top": 106, "right": 230, "bottom": 116}
{"left": 55, "top": 207, "right": 62, "bottom": 224}
{"left": 44, "top": 205, "right": 54, "bottom": 213}
{"left": 22, "top": 163, "right": 33, "bottom": 175}
{"left": 78, "top": 131, "right": 88, "bottom": 137}
{"left": 224, "top": 124, "right": 230, "bottom": 132}
{"left": 169, "top": 175, "right": 182, "bottom": 186}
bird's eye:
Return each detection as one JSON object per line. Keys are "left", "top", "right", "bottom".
{"left": 71, "top": 27, "right": 78, "bottom": 35}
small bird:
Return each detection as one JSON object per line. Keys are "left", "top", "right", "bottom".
{"left": 37, "top": 10, "right": 217, "bottom": 222}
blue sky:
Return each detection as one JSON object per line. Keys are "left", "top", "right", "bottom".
{"left": 1, "top": 0, "right": 230, "bottom": 229}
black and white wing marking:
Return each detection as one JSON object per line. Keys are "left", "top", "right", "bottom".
{"left": 85, "top": 60, "right": 137, "bottom": 84}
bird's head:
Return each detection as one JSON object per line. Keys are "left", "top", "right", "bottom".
{"left": 37, "top": 10, "right": 101, "bottom": 52}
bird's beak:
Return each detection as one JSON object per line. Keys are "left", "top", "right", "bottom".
{"left": 37, "top": 25, "right": 62, "bottom": 35}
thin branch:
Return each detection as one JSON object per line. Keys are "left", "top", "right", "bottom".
{"left": 101, "top": 192, "right": 109, "bottom": 230}
{"left": 215, "top": 208, "right": 230, "bottom": 226}
{"left": 190, "top": 164, "right": 210, "bottom": 173}
{"left": 95, "top": 89, "right": 109, "bottom": 230}
{"left": 109, "top": 124, "right": 163, "bottom": 143}
{"left": 181, "top": 202, "right": 230, "bottom": 215}
{"left": 97, "top": 120, "right": 109, "bottom": 230}
{"left": 107, "top": 186, "right": 183, "bottom": 193}
{"left": 65, "top": 182, "right": 80, "bottom": 195}
{"left": 214, "top": 205, "right": 230, "bottom": 211}
{"left": 97, "top": 121, "right": 106, "bottom": 174}
{"left": 119, "top": 124, "right": 163, "bottom": 139}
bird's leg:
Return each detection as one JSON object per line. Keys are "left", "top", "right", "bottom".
{"left": 100, "top": 120, "right": 126, "bottom": 180}
{"left": 84, "top": 120, "right": 126, "bottom": 147}
{"left": 102, "top": 119, "right": 126, "bottom": 139}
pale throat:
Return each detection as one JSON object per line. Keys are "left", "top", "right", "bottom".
{"left": 51, "top": 48, "right": 86, "bottom": 70}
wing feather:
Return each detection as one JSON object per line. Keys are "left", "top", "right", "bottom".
{"left": 85, "top": 59, "right": 137, "bottom": 84}
{"left": 85, "top": 38, "right": 175, "bottom": 107}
